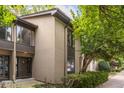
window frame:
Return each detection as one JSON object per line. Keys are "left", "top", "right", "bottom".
{"left": 16, "top": 25, "right": 32, "bottom": 46}
{"left": 67, "top": 28, "right": 75, "bottom": 74}
{"left": 0, "top": 56, "right": 9, "bottom": 80}
{"left": 0, "top": 26, "right": 12, "bottom": 41}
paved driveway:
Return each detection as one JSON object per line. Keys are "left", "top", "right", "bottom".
{"left": 99, "top": 70, "right": 124, "bottom": 88}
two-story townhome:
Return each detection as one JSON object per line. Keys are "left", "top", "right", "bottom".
{"left": 0, "top": 8, "right": 81, "bottom": 83}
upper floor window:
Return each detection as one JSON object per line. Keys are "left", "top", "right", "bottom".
{"left": 67, "top": 28, "right": 75, "bottom": 74}
{"left": 16, "top": 25, "right": 31, "bottom": 46}
{"left": 67, "top": 29, "right": 74, "bottom": 48}
{"left": 0, "top": 27, "right": 12, "bottom": 41}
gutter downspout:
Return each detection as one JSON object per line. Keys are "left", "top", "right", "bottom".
{"left": 64, "top": 26, "right": 67, "bottom": 77}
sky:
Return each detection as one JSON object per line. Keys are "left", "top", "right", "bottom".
{"left": 27, "top": 5, "right": 78, "bottom": 19}
{"left": 56, "top": 5, "right": 78, "bottom": 19}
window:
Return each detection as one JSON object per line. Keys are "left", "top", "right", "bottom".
{"left": 6, "top": 27, "right": 12, "bottom": 41}
{"left": 67, "top": 57, "right": 75, "bottom": 73}
{"left": 16, "top": 57, "right": 32, "bottom": 78}
{"left": 16, "top": 25, "right": 31, "bottom": 46}
{"left": 31, "top": 31, "right": 35, "bottom": 46}
{"left": 0, "top": 56, "right": 9, "bottom": 80}
{"left": 0, "top": 27, "right": 12, "bottom": 41}
{"left": 0, "top": 27, "right": 6, "bottom": 40}
{"left": 67, "top": 28, "right": 75, "bottom": 73}
{"left": 67, "top": 29, "right": 74, "bottom": 48}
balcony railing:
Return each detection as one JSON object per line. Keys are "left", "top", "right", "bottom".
{"left": 0, "top": 39, "right": 13, "bottom": 50}
{"left": 16, "top": 43, "right": 34, "bottom": 53}
{"left": 0, "top": 39, "right": 34, "bottom": 53}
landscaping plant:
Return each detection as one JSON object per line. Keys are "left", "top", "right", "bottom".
{"left": 98, "top": 60, "right": 111, "bottom": 72}
{"left": 65, "top": 71, "right": 108, "bottom": 88}
{"left": 72, "top": 5, "right": 124, "bottom": 72}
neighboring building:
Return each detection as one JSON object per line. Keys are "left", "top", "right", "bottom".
{"left": 87, "top": 60, "right": 98, "bottom": 71}
{"left": 0, "top": 8, "right": 81, "bottom": 83}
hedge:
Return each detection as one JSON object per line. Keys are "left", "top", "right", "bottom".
{"left": 98, "top": 61, "right": 111, "bottom": 72}
{"left": 65, "top": 71, "right": 108, "bottom": 88}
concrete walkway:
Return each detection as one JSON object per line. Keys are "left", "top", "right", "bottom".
{"left": 15, "top": 78, "right": 43, "bottom": 88}
{"left": 0, "top": 78, "right": 43, "bottom": 88}
{"left": 99, "top": 70, "right": 124, "bottom": 88}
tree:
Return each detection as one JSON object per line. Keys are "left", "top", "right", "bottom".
{"left": 30, "top": 5, "right": 54, "bottom": 13}
{"left": 0, "top": 5, "right": 15, "bottom": 26}
{"left": 0, "top": 5, "right": 55, "bottom": 26}
{"left": 7, "top": 5, "right": 55, "bottom": 16}
{"left": 72, "top": 5, "right": 124, "bottom": 72}
{"left": 7, "top": 5, "right": 29, "bottom": 16}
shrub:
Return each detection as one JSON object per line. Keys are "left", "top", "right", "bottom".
{"left": 65, "top": 71, "right": 108, "bottom": 88}
{"left": 112, "top": 67, "right": 124, "bottom": 72}
{"left": 121, "top": 66, "right": 124, "bottom": 70}
{"left": 114, "top": 69, "right": 121, "bottom": 72}
{"left": 118, "top": 60, "right": 122, "bottom": 67}
{"left": 98, "top": 61, "right": 111, "bottom": 72}
{"left": 33, "top": 83, "right": 64, "bottom": 88}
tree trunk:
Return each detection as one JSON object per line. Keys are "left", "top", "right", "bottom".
{"left": 81, "top": 55, "right": 93, "bottom": 72}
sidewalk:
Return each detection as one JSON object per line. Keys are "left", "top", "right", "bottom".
{"left": 98, "top": 70, "right": 124, "bottom": 88}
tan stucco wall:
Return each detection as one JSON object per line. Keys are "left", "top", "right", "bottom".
{"left": 23, "top": 15, "right": 80, "bottom": 83}
{"left": 54, "top": 18, "right": 66, "bottom": 83}
{"left": 23, "top": 15, "right": 56, "bottom": 83}
{"left": 54, "top": 18, "right": 81, "bottom": 83}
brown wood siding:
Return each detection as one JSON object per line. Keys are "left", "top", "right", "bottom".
{"left": 0, "top": 49, "right": 11, "bottom": 55}
{"left": 0, "top": 39, "right": 13, "bottom": 51}
{"left": 16, "top": 44, "right": 34, "bottom": 53}
{"left": 0, "top": 39, "right": 34, "bottom": 54}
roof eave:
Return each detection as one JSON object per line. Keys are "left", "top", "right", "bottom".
{"left": 14, "top": 18, "right": 38, "bottom": 31}
{"left": 52, "top": 10, "right": 71, "bottom": 26}
{"left": 20, "top": 8, "right": 72, "bottom": 26}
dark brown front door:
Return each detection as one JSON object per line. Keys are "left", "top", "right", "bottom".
{"left": 16, "top": 57, "right": 32, "bottom": 78}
